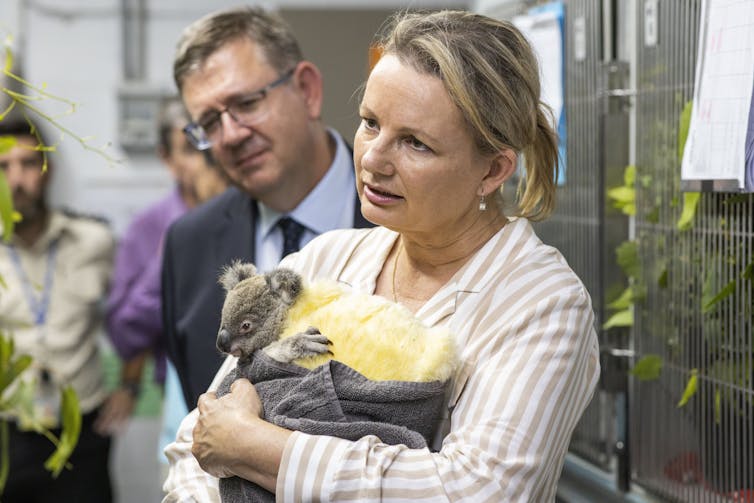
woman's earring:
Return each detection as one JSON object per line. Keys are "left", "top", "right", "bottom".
{"left": 479, "top": 196, "right": 487, "bottom": 211}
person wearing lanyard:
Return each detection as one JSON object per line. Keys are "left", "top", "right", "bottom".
{"left": 0, "top": 118, "right": 119, "bottom": 502}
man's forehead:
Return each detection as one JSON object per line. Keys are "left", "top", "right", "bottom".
{"left": 181, "top": 39, "right": 276, "bottom": 110}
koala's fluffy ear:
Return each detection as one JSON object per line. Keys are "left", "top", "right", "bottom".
{"left": 219, "top": 260, "right": 258, "bottom": 292}
{"left": 266, "top": 268, "right": 302, "bottom": 305}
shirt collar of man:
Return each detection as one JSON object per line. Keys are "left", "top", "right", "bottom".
{"left": 8, "top": 210, "right": 66, "bottom": 252}
{"left": 258, "top": 128, "right": 355, "bottom": 239}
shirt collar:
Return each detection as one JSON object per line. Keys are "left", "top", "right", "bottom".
{"left": 258, "top": 128, "right": 354, "bottom": 237}
{"left": 5, "top": 210, "right": 66, "bottom": 253}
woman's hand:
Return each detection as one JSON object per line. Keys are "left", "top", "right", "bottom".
{"left": 192, "top": 378, "right": 264, "bottom": 478}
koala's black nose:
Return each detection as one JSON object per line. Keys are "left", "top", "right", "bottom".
{"left": 217, "top": 328, "right": 231, "bottom": 354}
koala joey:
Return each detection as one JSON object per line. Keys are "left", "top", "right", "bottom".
{"left": 216, "top": 260, "right": 332, "bottom": 364}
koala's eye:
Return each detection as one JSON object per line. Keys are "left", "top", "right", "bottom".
{"left": 240, "top": 320, "right": 252, "bottom": 333}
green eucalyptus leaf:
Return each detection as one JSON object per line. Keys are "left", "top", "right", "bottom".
{"left": 0, "top": 334, "right": 11, "bottom": 367}
{"left": 607, "top": 286, "right": 633, "bottom": 311}
{"left": 0, "top": 353, "right": 32, "bottom": 395}
{"left": 616, "top": 240, "right": 639, "bottom": 279}
{"left": 658, "top": 267, "right": 668, "bottom": 288}
{"left": 677, "top": 369, "right": 698, "bottom": 407}
{"left": 0, "top": 135, "right": 16, "bottom": 153}
{"left": 629, "top": 354, "right": 663, "bottom": 381}
{"left": 44, "top": 386, "right": 81, "bottom": 477}
{"left": 701, "top": 265, "right": 715, "bottom": 306}
{"left": 702, "top": 279, "right": 736, "bottom": 313}
{"left": 622, "top": 203, "right": 636, "bottom": 216}
{"left": 624, "top": 165, "right": 636, "bottom": 186}
{"left": 677, "top": 192, "right": 701, "bottom": 231}
{"left": 741, "top": 260, "right": 754, "bottom": 281}
{"left": 607, "top": 186, "right": 635, "bottom": 205}
{"left": 0, "top": 170, "right": 15, "bottom": 241}
{"left": 678, "top": 100, "right": 693, "bottom": 162}
{"left": 603, "top": 308, "right": 634, "bottom": 329}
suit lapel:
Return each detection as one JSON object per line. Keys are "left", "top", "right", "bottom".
{"left": 212, "top": 188, "right": 256, "bottom": 270}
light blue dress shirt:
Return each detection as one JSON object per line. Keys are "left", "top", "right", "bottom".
{"left": 255, "top": 129, "right": 356, "bottom": 272}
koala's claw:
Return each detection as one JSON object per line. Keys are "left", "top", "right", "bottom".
{"left": 262, "top": 327, "right": 333, "bottom": 363}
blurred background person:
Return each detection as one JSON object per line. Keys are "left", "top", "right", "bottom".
{"left": 101, "top": 96, "right": 228, "bottom": 482}
{"left": 0, "top": 118, "right": 116, "bottom": 502}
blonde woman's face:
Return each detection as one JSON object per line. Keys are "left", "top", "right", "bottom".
{"left": 354, "top": 55, "right": 491, "bottom": 239}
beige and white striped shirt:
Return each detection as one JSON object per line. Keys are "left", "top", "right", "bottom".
{"left": 163, "top": 218, "right": 600, "bottom": 502}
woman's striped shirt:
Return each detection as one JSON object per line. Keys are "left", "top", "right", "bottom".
{"left": 163, "top": 218, "right": 600, "bottom": 502}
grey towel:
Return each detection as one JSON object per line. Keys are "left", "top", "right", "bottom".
{"left": 216, "top": 351, "right": 448, "bottom": 503}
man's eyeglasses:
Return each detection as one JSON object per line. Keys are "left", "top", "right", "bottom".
{"left": 183, "top": 68, "right": 295, "bottom": 151}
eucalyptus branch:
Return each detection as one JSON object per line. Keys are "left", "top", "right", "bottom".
{"left": 3, "top": 48, "right": 78, "bottom": 115}
{"left": 1, "top": 47, "right": 120, "bottom": 166}
{"left": 0, "top": 100, "right": 16, "bottom": 121}
{"left": 2, "top": 89, "right": 119, "bottom": 166}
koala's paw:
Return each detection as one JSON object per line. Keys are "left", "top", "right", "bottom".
{"left": 262, "top": 326, "right": 332, "bottom": 363}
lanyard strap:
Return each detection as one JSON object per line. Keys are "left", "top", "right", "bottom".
{"left": 7, "top": 239, "right": 59, "bottom": 326}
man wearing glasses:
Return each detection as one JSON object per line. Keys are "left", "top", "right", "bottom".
{"left": 161, "top": 6, "right": 371, "bottom": 413}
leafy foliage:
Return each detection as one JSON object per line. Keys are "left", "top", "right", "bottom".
{"left": 677, "top": 192, "right": 701, "bottom": 231}
{"left": 0, "top": 170, "right": 19, "bottom": 242}
{"left": 0, "top": 38, "right": 104, "bottom": 495}
{"left": 0, "top": 332, "right": 82, "bottom": 492}
{"left": 677, "top": 369, "right": 698, "bottom": 408}
{"left": 629, "top": 354, "right": 663, "bottom": 381}
{"left": 603, "top": 308, "right": 633, "bottom": 329}
{"left": 615, "top": 240, "right": 639, "bottom": 280}
{"left": 677, "top": 100, "right": 692, "bottom": 162}
{"left": 607, "top": 165, "right": 636, "bottom": 216}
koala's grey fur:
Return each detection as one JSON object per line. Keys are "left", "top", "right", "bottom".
{"left": 216, "top": 260, "right": 331, "bottom": 365}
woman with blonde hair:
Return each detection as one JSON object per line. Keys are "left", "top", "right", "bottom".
{"left": 165, "top": 10, "right": 599, "bottom": 502}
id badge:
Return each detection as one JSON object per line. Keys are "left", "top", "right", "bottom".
{"left": 33, "top": 369, "right": 61, "bottom": 430}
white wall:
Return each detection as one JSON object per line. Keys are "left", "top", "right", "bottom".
{"left": 472, "top": 0, "right": 528, "bottom": 18}
{"left": 1, "top": 0, "right": 467, "bottom": 236}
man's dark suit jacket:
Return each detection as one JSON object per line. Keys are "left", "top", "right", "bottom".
{"left": 162, "top": 185, "right": 372, "bottom": 408}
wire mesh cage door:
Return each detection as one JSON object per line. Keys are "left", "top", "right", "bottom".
{"left": 632, "top": 0, "right": 754, "bottom": 501}
{"left": 534, "top": 0, "right": 626, "bottom": 473}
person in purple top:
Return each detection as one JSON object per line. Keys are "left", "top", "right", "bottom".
{"left": 99, "top": 97, "right": 227, "bottom": 430}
